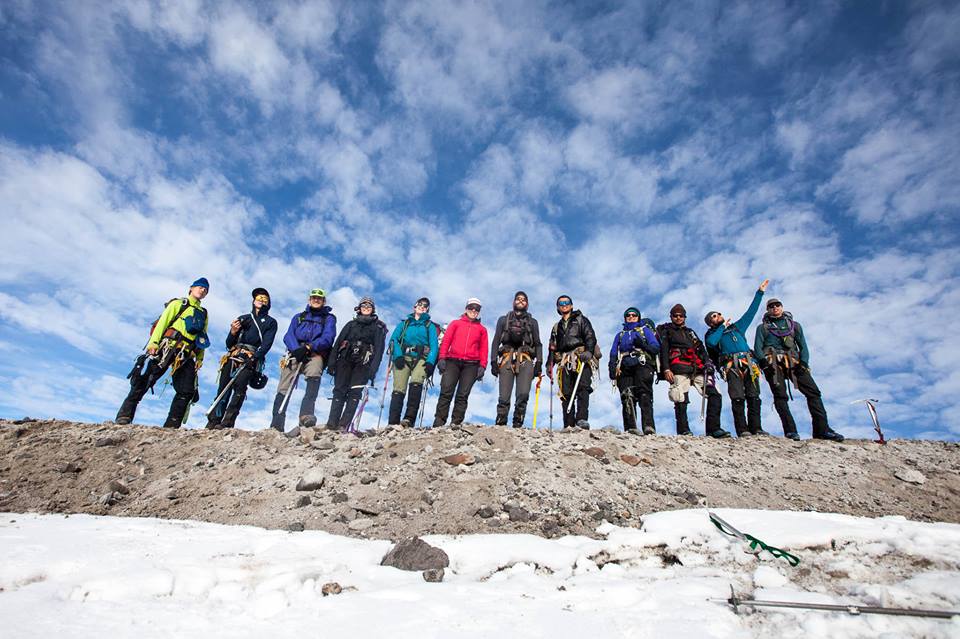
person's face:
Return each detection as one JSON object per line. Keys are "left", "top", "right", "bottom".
{"left": 359, "top": 302, "right": 374, "bottom": 316}
{"left": 309, "top": 295, "right": 325, "bottom": 308}
{"left": 465, "top": 304, "right": 481, "bottom": 318}
{"left": 254, "top": 295, "right": 268, "bottom": 309}
{"left": 671, "top": 311, "right": 686, "bottom": 326}
{"left": 514, "top": 296, "right": 528, "bottom": 311}
{"left": 190, "top": 286, "right": 208, "bottom": 300}
{"left": 556, "top": 298, "right": 572, "bottom": 314}
{"left": 708, "top": 312, "right": 724, "bottom": 327}
{"left": 768, "top": 303, "right": 784, "bottom": 318}
{"left": 414, "top": 300, "right": 429, "bottom": 314}
{"left": 625, "top": 312, "right": 639, "bottom": 322}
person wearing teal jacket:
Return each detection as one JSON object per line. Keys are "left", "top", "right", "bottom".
{"left": 116, "top": 277, "right": 211, "bottom": 428}
{"left": 387, "top": 297, "right": 440, "bottom": 427}
{"left": 704, "top": 279, "right": 768, "bottom": 437}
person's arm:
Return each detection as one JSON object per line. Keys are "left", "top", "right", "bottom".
{"left": 753, "top": 324, "right": 766, "bottom": 363}
{"left": 388, "top": 323, "right": 403, "bottom": 362}
{"left": 582, "top": 317, "right": 597, "bottom": 354}
{"left": 148, "top": 300, "right": 181, "bottom": 348}
{"left": 196, "top": 307, "right": 210, "bottom": 366}
{"left": 658, "top": 326, "right": 671, "bottom": 374}
{"left": 282, "top": 316, "right": 300, "bottom": 352}
{"left": 254, "top": 317, "right": 277, "bottom": 361}
{"left": 326, "top": 323, "right": 348, "bottom": 372}
{"left": 531, "top": 317, "right": 543, "bottom": 366}
{"left": 225, "top": 317, "right": 240, "bottom": 349}
{"left": 314, "top": 313, "right": 337, "bottom": 352}
{"left": 426, "top": 322, "right": 439, "bottom": 365}
{"left": 439, "top": 320, "right": 456, "bottom": 360}
{"left": 642, "top": 325, "right": 660, "bottom": 353}
{"left": 369, "top": 323, "right": 388, "bottom": 383}
{"left": 478, "top": 324, "right": 489, "bottom": 370}
{"left": 705, "top": 326, "right": 722, "bottom": 348}
{"left": 733, "top": 289, "right": 764, "bottom": 335}
{"left": 795, "top": 322, "right": 810, "bottom": 366}
{"left": 490, "top": 316, "right": 505, "bottom": 371}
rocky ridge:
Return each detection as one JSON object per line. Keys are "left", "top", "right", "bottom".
{"left": 1, "top": 418, "right": 958, "bottom": 539}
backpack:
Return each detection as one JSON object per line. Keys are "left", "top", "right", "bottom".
{"left": 503, "top": 312, "right": 533, "bottom": 347}
{"left": 149, "top": 298, "right": 189, "bottom": 338}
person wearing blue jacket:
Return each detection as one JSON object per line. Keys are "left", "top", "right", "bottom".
{"left": 269, "top": 288, "right": 337, "bottom": 432}
{"left": 207, "top": 287, "right": 278, "bottom": 429}
{"left": 387, "top": 297, "right": 440, "bottom": 427}
{"left": 704, "top": 279, "right": 768, "bottom": 437}
{"left": 609, "top": 308, "right": 660, "bottom": 435}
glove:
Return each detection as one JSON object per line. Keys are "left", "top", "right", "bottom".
{"left": 476, "top": 367, "right": 485, "bottom": 383}
{"left": 424, "top": 362, "right": 435, "bottom": 377}
{"left": 393, "top": 356, "right": 406, "bottom": 370}
{"left": 437, "top": 359, "right": 447, "bottom": 374}
{"left": 546, "top": 367, "right": 554, "bottom": 381}
{"left": 491, "top": 363, "right": 499, "bottom": 378}
{"left": 578, "top": 351, "right": 592, "bottom": 363}
{"left": 608, "top": 365, "right": 617, "bottom": 380}
{"left": 534, "top": 363, "right": 542, "bottom": 378}
{"left": 291, "top": 346, "right": 309, "bottom": 362}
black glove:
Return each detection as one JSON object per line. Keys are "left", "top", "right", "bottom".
{"left": 476, "top": 367, "right": 485, "bottom": 383}
{"left": 534, "top": 363, "right": 542, "bottom": 378}
{"left": 393, "top": 356, "right": 406, "bottom": 370}
{"left": 578, "top": 351, "right": 592, "bottom": 363}
{"left": 491, "top": 363, "right": 499, "bottom": 378}
{"left": 424, "top": 362, "right": 435, "bottom": 377}
{"left": 608, "top": 365, "right": 617, "bottom": 380}
{"left": 291, "top": 346, "right": 309, "bottom": 362}
{"left": 437, "top": 359, "right": 447, "bottom": 374}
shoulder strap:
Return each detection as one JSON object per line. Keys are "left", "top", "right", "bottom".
{"left": 170, "top": 298, "right": 191, "bottom": 326}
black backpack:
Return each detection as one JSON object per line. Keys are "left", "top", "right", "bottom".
{"left": 503, "top": 312, "right": 532, "bottom": 347}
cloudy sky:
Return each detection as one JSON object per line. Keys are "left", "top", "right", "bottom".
{"left": 1, "top": 0, "right": 958, "bottom": 439}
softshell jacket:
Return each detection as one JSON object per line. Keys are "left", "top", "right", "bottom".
{"left": 282, "top": 305, "right": 336, "bottom": 357}
{"left": 753, "top": 312, "right": 811, "bottom": 366}
{"left": 490, "top": 311, "right": 543, "bottom": 364}
{"left": 150, "top": 296, "right": 209, "bottom": 365}
{"left": 439, "top": 314, "right": 489, "bottom": 369}
{"left": 327, "top": 314, "right": 388, "bottom": 382}
{"left": 609, "top": 321, "right": 660, "bottom": 363}
{"left": 705, "top": 290, "right": 764, "bottom": 361}
{"left": 389, "top": 313, "right": 440, "bottom": 366}
{"left": 226, "top": 303, "right": 278, "bottom": 362}
{"left": 546, "top": 310, "right": 597, "bottom": 367}
{"left": 657, "top": 322, "right": 708, "bottom": 376}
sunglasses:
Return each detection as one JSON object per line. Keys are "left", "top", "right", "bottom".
{"left": 415, "top": 302, "right": 429, "bottom": 308}
{"left": 557, "top": 301, "right": 572, "bottom": 307}
{"left": 671, "top": 313, "right": 685, "bottom": 318}
{"left": 359, "top": 303, "right": 373, "bottom": 309}
{"left": 466, "top": 304, "right": 481, "bottom": 311}
{"left": 625, "top": 313, "right": 639, "bottom": 318}
{"left": 768, "top": 303, "right": 782, "bottom": 308}
{"left": 255, "top": 295, "right": 269, "bottom": 303}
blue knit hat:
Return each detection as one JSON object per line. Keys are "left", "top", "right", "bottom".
{"left": 191, "top": 277, "right": 210, "bottom": 290}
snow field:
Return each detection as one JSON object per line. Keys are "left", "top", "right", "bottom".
{"left": 1, "top": 509, "right": 959, "bottom": 638}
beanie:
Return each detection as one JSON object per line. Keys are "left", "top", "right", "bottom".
{"left": 624, "top": 307, "right": 640, "bottom": 318}
{"left": 356, "top": 296, "right": 375, "bottom": 312}
{"left": 704, "top": 311, "right": 720, "bottom": 327}
{"left": 670, "top": 304, "right": 686, "bottom": 316}
{"left": 191, "top": 277, "right": 210, "bottom": 290}
{"left": 514, "top": 291, "right": 528, "bottom": 301}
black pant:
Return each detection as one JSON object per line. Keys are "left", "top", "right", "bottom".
{"left": 209, "top": 361, "right": 256, "bottom": 428}
{"left": 327, "top": 358, "right": 371, "bottom": 429}
{"left": 726, "top": 368, "right": 762, "bottom": 435}
{"left": 558, "top": 360, "right": 591, "bottom": 428}
{"left": 496, "top": 359, "right": 536, "bottom": 426}
{"left": 117, "top": 353, "right": 197, "bottom": 428}
{"left": 617, "top": 364, "right": 655, "bottom": 432}
{"left": 433, "top": 359, "right": 479, "bottom": 426}
{"left": 764, "top": 364, "right": 830, "bottom": 436}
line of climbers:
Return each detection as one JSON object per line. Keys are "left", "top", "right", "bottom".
{"left": 115, "top": 277, "right": 843, "bottom": 442}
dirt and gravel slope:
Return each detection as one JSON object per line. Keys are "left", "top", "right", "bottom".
{"left": 1, "top": 418, "right": 958, "bottom": 539}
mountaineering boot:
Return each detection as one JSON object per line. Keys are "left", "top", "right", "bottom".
{"left": 784, "top": 431, "right": 801, "bottom": 441}
{"left": 707, "top": 428, "right": 732, "bottom": 439}
{"left": 642, "top": 425, "right": 656, "bottom": 435}
{"left": 674, "top": 401, "right": 691, "bottom": 436}
{"left": 388, "top": 391, "right": 405, "bottom": 426}
{"left": 403, "top": 383, "right": 424, "bottom": 426}
{"left": 327, "top": 396, "right": 346, "bottom": 430}
{"left": 626, "top": 428, "right": 642, "bottom": 436}
{"left": 494, "top": 400, "right": 509, "bottom": 426}
{"left": 575, "top": 419, "right": 590, "bottom": 430}
{"left": 270, "top": 394, "right": 286, "bottom": 433}
{"left": 205, "top": 417, "right": 223, "bottom": 430}
{"left": 814, "top": 429, "right": 844, "bottom": 442}
{"left": 340, "top": 397, "right": 361, "bottom": 430}
{"left": 115, "top": 396, "right": 138, "bottom": 425}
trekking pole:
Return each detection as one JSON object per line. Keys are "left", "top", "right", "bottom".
{"left": 852, "top": 399, "right": 885, "bottom": 444}
{"left": 713, "top": 584, "right": 959, "bottom": 619}
{"left": 204, "top": 358, "right": 247, "bottom": 417}
{"left": 417, "top": 376, "right": 433, "bottom": 429}
{"left": 278, "top": 359, "right": 305, "bottom": 415}
{"left": 566, "top": 361, "right": 585, "bottom": 413}
{"left": 376, "top": 362, "right": 392, "bottom": 429}
{"left": 531, "top": 375, "right": 543, "bottom": 430}
{"left": 549, "top": 375, "right": 554, "bottom": 430}
{"left": 347, "top": 385, "right": 370, "bottom": 435}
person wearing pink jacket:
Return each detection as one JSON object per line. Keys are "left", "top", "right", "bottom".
{"left": 432, "top": 297, "right": 489, "bottom": 427}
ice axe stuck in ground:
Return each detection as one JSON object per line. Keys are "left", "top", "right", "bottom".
{"left": 852, "top": 398, "right": 885, "bottom": 444}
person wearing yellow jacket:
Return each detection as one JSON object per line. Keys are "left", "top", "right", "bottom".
{"left": 116, "top": 277, "right": 211, "bottom": 428}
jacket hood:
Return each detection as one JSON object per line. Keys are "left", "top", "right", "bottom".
{"left": 355, "top": 313, "right": 380, "bottom": 324}
{"left": 406, "top": 312, "right": 432, "bottom": 323}
{"left": 303, "top": 304, "right": 332, "bottom": 316}
{"left": 762, "top": 310, "right": 794, "bottom": 323}
{"left": 621, "top": 320, "right": 640, "bottom": 330}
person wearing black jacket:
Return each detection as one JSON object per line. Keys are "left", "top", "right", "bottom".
{"left": 325, "top": 296, "right": 387, "bottom": 431}
{"left": 490, "top": 291, "right": 543, "bottom": 428}
{"left": 657, "top": 303, "right": 728, "bottom": 438}
{"left": 546, "top": 295, "right": 597, "bottom": 430}
{"left": 207, "top": 287, "right": 278, "bottom": 429}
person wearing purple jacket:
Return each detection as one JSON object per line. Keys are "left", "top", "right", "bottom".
{"left": 269, "top": 288, "right": 337, "bottom": 432}
{"left": 609, "top": 308, "right": 660, "bottom": 435}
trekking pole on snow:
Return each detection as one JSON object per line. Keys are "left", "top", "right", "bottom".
{"left": 376, "top": 362, "right": 392, "bottom": 429}
{"left": 278, "top": 360, "right": 305, "bottom": 415}
{"left": 713, "top": 584, "right": 959, "bottom": 619}
{"left": 531, "top": 375, "right": 543, "bottom": 430}
{"left": 204, "top": 358, "right": 248, "bottom": 417}
{"left": 852, "top": 398, "right": 885, "bottom": 444}
{"left": 566, "top": 361, "right": 585, "bottom": 413}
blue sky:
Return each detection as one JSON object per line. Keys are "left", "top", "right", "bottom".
{"left": 1, "top": 0, "right": 958, "bottom": 438}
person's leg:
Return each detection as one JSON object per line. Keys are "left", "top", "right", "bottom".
{"left": 163, "top": 358, "right": 197, "bottom": 429}
{"left": 207, "top": 361, "right": 234, "bottom": 426}
{"left": 117, "top": 358, "right": 168, "bottom": 423}
{"left": 270, "top": 362, "right": 297, "bottom": 431}
{"left": 401, "top": 359, "right": 427, "bottom": 425}
{"left": 512, "top": 360, "right": 535, "bottom": 427}
{"left": 338, "top": 362, "right": 371, "bottom": 429}
{"left": 559, "top": 365, "right": 577, "bottom": 427}
{"left": 574, "top": 370, "right": 592, "bottom": 425}
{"left": 795, "top": 367, "right": 833, "bottom": 437}
{"left": 636, "top": 365, "right": 656, "bottom": 434}
{"left": 496, "top": 364, "right": 515, "bottom": 425}
{"left": 617, "top": 368, "right": 638, "bottom": 431}
{"left": 726, "top": 371, "right": 748, "bottom": 436}
{"left": 299, "top": 355, "right": 325, "bottom": 418}
{"left": 746, "top": 373, "right": 763, "bottom": 434}
{"left": 390, "top": 361, "right": 412, "bottom": 425}
{"left": 765, "top": 366, "right": 798, "bottom": 436}
{"left": 433, "top": 360, "right": 461, "bottom": 427}
{"left": 326, "top": 358, "right": 351, "bottom": 428}
{"left": 220, "top": 366, "right": 254, "bottom": 428}
{"left": 451, "top": 362, "right": 479, "bottom": 424}
{"left": 668, "top": 374, "right": 692, "bottom": 434}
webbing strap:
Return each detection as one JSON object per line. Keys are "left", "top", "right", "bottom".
{"left": 709, "top": 513, "right": 800, "bottom": 567}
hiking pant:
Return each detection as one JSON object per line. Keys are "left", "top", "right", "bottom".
{"left": 764, "top": 364, "right": 830, "bottom": 437}
{"left": 667, "top": 372, "right": 722, "bottom": 434}
{"left": 496, "top": 359, "right": 536, "bottom": 427}
{"left": 208, "top": 359, "right": 257, "bottom": 428}
{"left": 117, "top": 353, "right": 197, "bottom": 428}
{"left": 327, "top": 357, "right": 372, "bottom": 430}
{"left": 433, "top": 359, "right": 479, "bottom": 427}
{"left": 617, "top": 364, "right": 655, "bottom": 432}
{"left": 726, "top": 369, "right": 762, "bottom": 435}
{"left": 558, "top": 362, "right": 591, "bottom": 428}
{"left": 270, "top": 354, "right": 324, "bottom": 431}
{"left": 389, "top": 357, "right": 429, "bottom": 425}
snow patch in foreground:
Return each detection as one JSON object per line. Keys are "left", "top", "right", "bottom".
{"left": 2, "top": 510, "right": 959, "bottom": 638}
